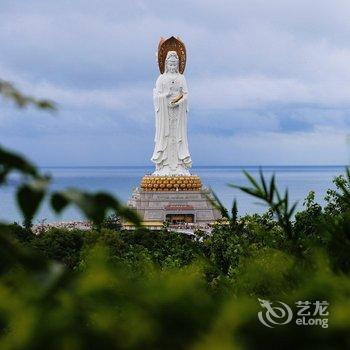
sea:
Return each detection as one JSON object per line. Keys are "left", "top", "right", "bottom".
{"left": 0, "top": 165, "right": 346, "bottom": 223}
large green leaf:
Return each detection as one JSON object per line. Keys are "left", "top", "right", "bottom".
{"left": 16, "top": 178, "right": 49, "bottom": 223}
{"left": 51, "top": 189, "right": 140, "bottom": 226}
{"left": 0, "top": 145, "right": 39, "bottom": 183}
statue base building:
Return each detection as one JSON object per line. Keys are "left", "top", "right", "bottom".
{"left": 127, "top": 175, "right": 221, "bottom": 228}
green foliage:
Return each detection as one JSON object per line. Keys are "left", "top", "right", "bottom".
{"left": 4, "top": 224, "right": 202, "bottom": 273}
{"left": 99, "top": 213, "right": 122, "bottom": 230}
{"left": 1, "top": 226, "right": 350, "bottom": 349}
{"left": 230, "top": 169, "right": 298, "bottom": 242}
{"left": 29, "top": 228, "right": 84, "bottom": 269}
{"left": 293, "top": 191, "right": 324, "bottom": 249}
{"left": 324, "top": 171, "right": 350, "bottom": 215}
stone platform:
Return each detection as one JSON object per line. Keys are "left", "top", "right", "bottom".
{"left": 127, "top": 176, "right": 222, "bottom": 226}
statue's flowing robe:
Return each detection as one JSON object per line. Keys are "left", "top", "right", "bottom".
{"left": 151, "top": 73, "right": 192, "bottom": 174}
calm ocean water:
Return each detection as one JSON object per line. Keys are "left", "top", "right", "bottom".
{"left": 0, "top": 165, "right": 346, "bottom": 223}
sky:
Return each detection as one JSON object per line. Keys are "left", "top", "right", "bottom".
{"left": 1, "top": 0, "right": 350, "bottom": 166}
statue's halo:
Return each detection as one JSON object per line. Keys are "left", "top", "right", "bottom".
{"left": 157, "top": 36, "right": 186, "bottom": 74}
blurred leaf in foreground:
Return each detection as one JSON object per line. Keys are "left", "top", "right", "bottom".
{"left": 0, "top": 80, "right": 56, "bottom": 110}
{"left": 51, "top": 189, "right": 141, "bottom": 226}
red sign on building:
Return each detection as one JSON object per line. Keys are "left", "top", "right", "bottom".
{"left": 164, "top": 204, "right": 194, "bottom": 211}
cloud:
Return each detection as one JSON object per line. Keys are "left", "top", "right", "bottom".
{"left": 1, "top": 0, "right": 350, "bottom": 165}
{"left": 190, "top": 128, "right": 350, "bottom": 166}
{"left": 2, "top": 127, "right": 347, "bottom": 167}
{"left": 191, "top": 75, "right": 350, "bottom": 110}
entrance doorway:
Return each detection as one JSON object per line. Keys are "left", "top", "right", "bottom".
{"left": 165, "top": 214, "right": 194, "bottom": 224}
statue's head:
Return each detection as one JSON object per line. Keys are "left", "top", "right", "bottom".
{"left": 165, "top": 51, "right": 179, "bottom": 74}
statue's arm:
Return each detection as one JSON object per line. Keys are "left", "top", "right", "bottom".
{"left": 153, "top": 76, "right": 163, "bottom": 112}
{"left": 181, "top": 75, "right": 188, "bottom": 98}
{"left": 154, "top": 75, "right": 173, "bottom": 111}
{"left": 154, "top": 75, "right": 170, "bottom": 97}
{"left": 181, "top": 75, "right": 189, "bottom": 112}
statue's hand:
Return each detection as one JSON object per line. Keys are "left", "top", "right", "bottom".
{"left": 169, "top": 100, "right": 180, "bottom": 108}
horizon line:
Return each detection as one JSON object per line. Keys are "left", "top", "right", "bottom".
{"left": 38, "top": 164, "right": 348, "bottom": 168}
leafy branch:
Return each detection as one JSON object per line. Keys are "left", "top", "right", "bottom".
{"left": 230, "top": 170, "right": 298, "bottom": 240}
{"left": 334, "top": 168, "right": 350, "bottom": 205}
{"left": 0, "top": 146, "right": 40, "bottom": 183}
{"left": 0, "top": 80, "right": 56, "bottom": 110}
{"left": 207, "top": 190, "right": 238, "bottom": 229}
{"left": 51, "top": 189, "right": 141, "bottom": 227}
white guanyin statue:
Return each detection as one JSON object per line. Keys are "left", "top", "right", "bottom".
{"left": 128, "top": 37, "right": 221, "bottom": 225}
{"left": 151, "top": 50, "right": 192, "bottom": 175}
